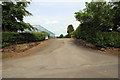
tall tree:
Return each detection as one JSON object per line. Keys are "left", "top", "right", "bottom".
{"left": 75, "top": 2, "right": 113, "bottom": 32}
{"left": 111, "top": 1, "right": 120, "bottom": 31}
{"left": 67, "top": 24, "right": 74, "bottom": 34}
{"left": 2, "top": 2, "right": 36, "bottom": 32}
{"left": 0, "top": 4, "right": 1, "bottom": 33}
{"left": 59, "top": 34, "right": 64, "bottom": 38}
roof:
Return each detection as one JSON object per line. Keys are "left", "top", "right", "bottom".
{"left": 32, "top": 25, "right": 55, "bottom": 36}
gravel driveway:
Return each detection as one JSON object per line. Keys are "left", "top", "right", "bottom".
{"left": 2, "top": 38, "right": 118, "bottom": 78}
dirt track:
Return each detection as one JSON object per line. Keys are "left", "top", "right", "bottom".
{"left": 2, "top": 38, "right": 118, "bottom": 78}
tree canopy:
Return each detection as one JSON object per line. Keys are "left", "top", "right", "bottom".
{"left": 2, "top": 2, "right": 37, "bottom": 32}
{"left": 112, "top": 2, "right": 120, "bottom": 31}
{"left": 75, "top": 2, "right": 114, "bottom": 32}
{"left": 59, "top": 34, "right": 64, "bottom": 38}
{"left": 75, "top": 1, "right": 120, "bottom": 32}
{"left": 67, "top": 24, "right": 74, "bottom": 34}
{"left": 73, "top": 1, "right": 120, "bottom": 47}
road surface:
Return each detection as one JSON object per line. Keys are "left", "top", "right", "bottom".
{"left": 2, "top": 39, "right": 118, "bottom": 78}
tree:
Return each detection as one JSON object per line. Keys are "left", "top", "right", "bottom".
{"left": 65, "top": 33, "right": 71, "bottom": 38}
{"left": 74, "top": 1, "right": 120, "bottom": 48}
{"left": 74, "top": 2, "right": 116, "bottom": 41}
{"left": 74, "top": 25, "right": 81, "bottom": 39}
{"left": 0, "top": 5, "right": 1, "bottom": 25}
{"left": 111, "top": 1, "right": 120, "bottom": 31}
{"left": 59, "top": 34, "right": 64, "bottom": 38}
{"left": 75, "top": 2, "right": 114, "bottom": 32}
{"left": 2, "top": 2, "right": 37, "bottom": 32}
{"left": 67, "top": 24, "right": 74, "bottom": 34}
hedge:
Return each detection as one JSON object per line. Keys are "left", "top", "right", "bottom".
{"left": 73, "top": 27, "right": 120, "bottom": 48}
{"left": 93, "top": 32, "right": 120, "bottom": 48}
{"left": 2, "top": 32, "right": 49, "bottom": 48}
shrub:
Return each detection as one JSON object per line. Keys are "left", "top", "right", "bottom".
{"left": 75, "top": 30, "right": 120, "bottom": 48}
{"left": 74, "top": 23, "right": 120, "bottom": 48}
{"left": 65, "top": 33, "right": 71, "bottom": 38}
{"left": 58, "top": 34, "right": 64, "bottom": 38}
{"left": 94, "top": 32, "right": 120, "bottom": 48}
{"left": 74, "top": 25, "right": 81, "bottom": 39}
{"left": 2, "top": 32, "right": 49, "bottom": 48}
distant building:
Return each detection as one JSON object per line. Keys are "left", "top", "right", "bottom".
{"left": 25, "top": 25, "right": 55, "bottom": 38}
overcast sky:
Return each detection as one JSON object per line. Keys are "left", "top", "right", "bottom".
{"left": 24, "top": 1, "right": 86, "bottom": 36}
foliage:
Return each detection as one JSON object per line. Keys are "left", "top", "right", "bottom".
{"left": 111, "top": 2, "right": 120, "bottom": 31}
{"left": 2, "top": 32, "right": 49, "bottom": 48}
{"left": 59, "top": 34, "right": 64, "bottom": 38}
{"left": 93, "top": 32, "right": 120, "bottom": 48}
{"left": 2, "top": 2, "right": 37, "bottom": 32}
{"left": 72, "top": 25, "right": 81, "bottom": 39}
{"left": 67, "top": 24, "right": 74, "bottom": 34}
{"left": 74, "top": 2, "right": 120, "bottom": 48}
{"left": 75, "top": 2, "right": 114, "bottom": 32}
{"left": 65, "top": 33, "right": 71, "bottom": 38}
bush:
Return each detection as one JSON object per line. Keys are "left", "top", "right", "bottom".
{"left": 65, "top": 33, "right": 71, "bottom": 38}
{"left": 73, "top": 25, "right": 81, "bottom": 39}
{"left": 93, "top": 32, "right": 120, "bottom": 48}
{"left": 75, "top": 30, "right": 120, "bottom": 48}
{"left": 74, "top": 23, "right": 120, "bottom": 48}
{"left": 2, "top": 32, "right": 49, "bottom": 48}
{"left": 58, "top": 34, "right": 64, "bottom": 38}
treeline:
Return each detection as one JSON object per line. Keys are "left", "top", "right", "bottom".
{"left": 2, "top": 2, "right": 49, "bottom": 48}
{"left": 72, "top": 2, "right": 120, "bottom": 48}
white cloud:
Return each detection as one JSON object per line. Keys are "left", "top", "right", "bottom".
{"left": 52, "top": 27, "right": 66, "bottom": 36}
{"left": 24, "top": 16, "right": 59, "bottom": 25}
{"left": 62, "top": 16, "right": 80, "bottom": 29}
{"left": 31, "top": 0, "right": 114, "bottom": 2}
{"left": 31, "top": 0, "right": 91, "bottom": 2}
{"left": 0, "top": 1, "right": 2, "bottom": 4}
{"left": 44, "top": 19, "right": 59, "bottom": 25}
{"left": 24, "top": 16, "right": 41, "bottom": 25}
{"left": 71, "top": 19, "right": 80, "bottom": 29}
{"left": 24, "top": 15, "right": 80, "bottom": 36}
{"left": 49, "top": 16, "right": 80, "bottom": 36}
